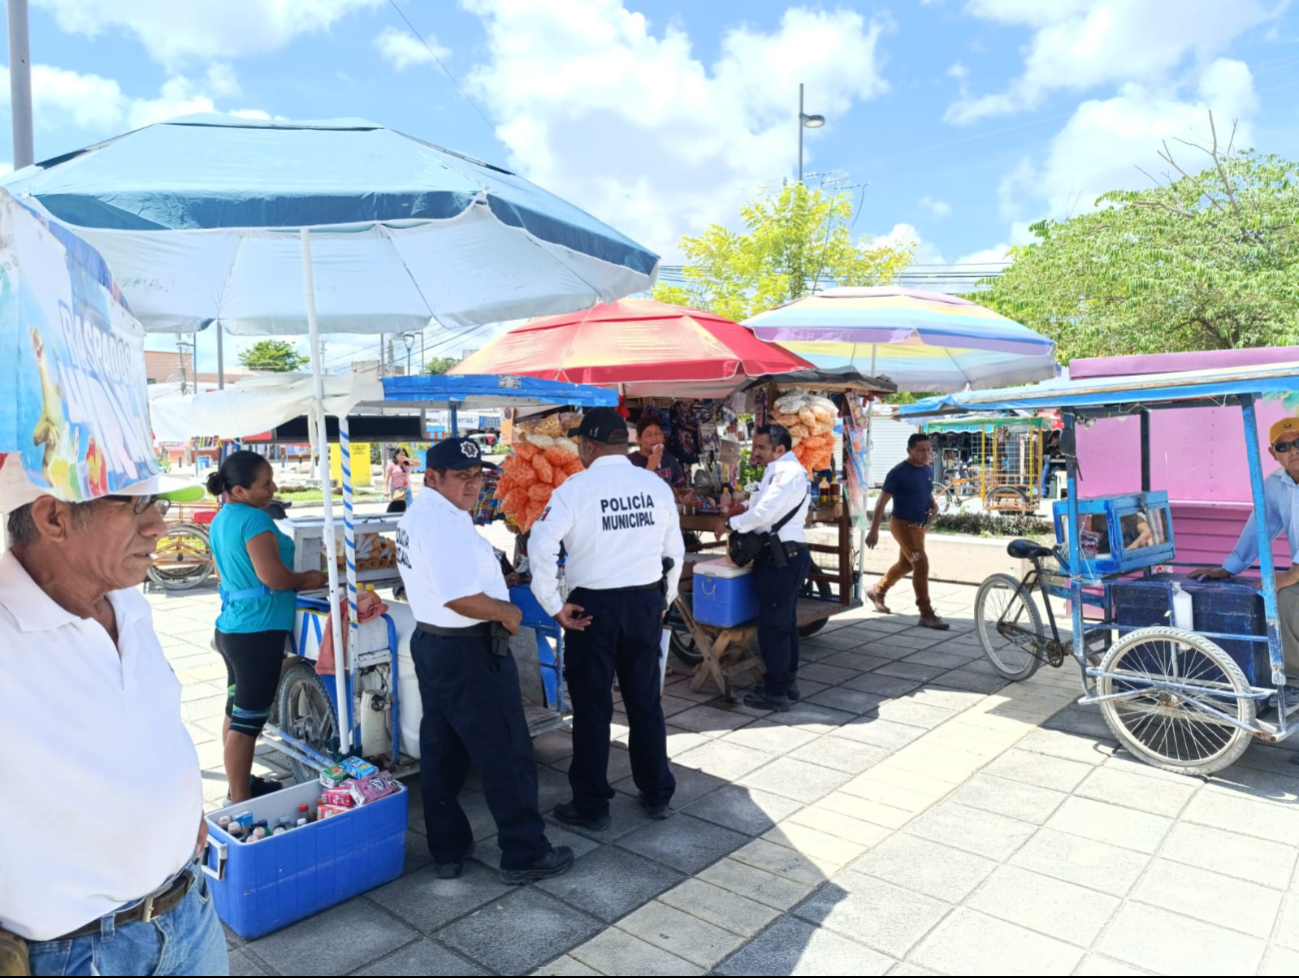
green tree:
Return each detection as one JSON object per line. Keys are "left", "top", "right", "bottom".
{"left": 238, "top": 339, "right": 309, "bottom": 372}
{"left": 653, "top": 182, "right": 914, "bottom": 321}
{"left": 977, "top": 120, "right": 1299, "bottom": 361}
{"left": 424, "top": 357, "right": 460, "bottom": 375}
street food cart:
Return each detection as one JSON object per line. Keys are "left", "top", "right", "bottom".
{"left": 159, "top": 373, "right": 616, "bottom": 781}
{"left": 904, "top": 357, "right": 1299, "bottom": 774}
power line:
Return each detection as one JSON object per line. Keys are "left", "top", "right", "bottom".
{"left": 385, "top": 0, "right": 497, "bottom": 135}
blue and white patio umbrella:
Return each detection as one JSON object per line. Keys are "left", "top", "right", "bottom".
{"left": 2, "top": 114, "right": 660, "bottom": 751}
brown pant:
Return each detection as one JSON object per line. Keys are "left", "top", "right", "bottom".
{"left": 876, "top": 519, "right": 932, "bottom": 616}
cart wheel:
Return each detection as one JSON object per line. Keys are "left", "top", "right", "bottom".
{"left": 147, "top": 522, "right": 214, "bottom": 591}
{"left": 666, "top": 607, "right": 704, "bottom": 668}
{"left": 974, "top": 572, "right": 1045, "bottom": 681}
{"left": 933, "top": 482, "right": 958, "bottom": 513}
{"left": 276, "top": 658, "right": 340, "bottom": 783}
{"left": 984, "top": 485, "right": 1031, "bottom": 513}
{"left": 1096, "top": 626, "right": 1255, "bottom": 776}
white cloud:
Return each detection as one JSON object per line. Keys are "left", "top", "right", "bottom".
{"left": 460, "top": 0, "right": 891, "bottom": 256}
{"left": 917, "top": 196, "right": 951, "bottom": 218}
{"left": 1, "top": 63, "right": 274, "bottom": 135}
{"left": 1000, "top": 58, "right": 1257, "bottom": 223}
{"left": 948, "top": 0, "right": 1278, "bottom": 123}
{"left": 881, "top": 223, "right": 945, "bottom": 265}
{"left": 33, "top": 0, "right": 384, "bottom": 69}
{"left": 374, "top": 26, "right": 450, "bottom": 71}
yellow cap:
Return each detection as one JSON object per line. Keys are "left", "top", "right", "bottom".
{"left": 1271, "top": 417, "right": 1299, "bottom": 446}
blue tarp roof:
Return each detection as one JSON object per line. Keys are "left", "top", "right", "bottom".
{"left": 901, "top": 361, "right": 1299, "bottom": 416}
{"left": 381, "top": 374, "right": 618, "bottom": 410}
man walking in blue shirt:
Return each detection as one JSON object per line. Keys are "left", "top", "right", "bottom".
{"left": 865, "top": 433, "right": 948, "bottom": 630}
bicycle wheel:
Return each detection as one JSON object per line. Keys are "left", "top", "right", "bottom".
{"left": 984, "top": 485, "right": 1031, "bottom": 514}
{"left": 147, "top": 522, "right": 215, "bottom": 591}
{"left": 975, "top": 572, "right": 1045, "bottom": 681}
{"left": 932, "top": 481, "right": 957, "bottom": 513}
{"left": 1096, "top": 626, "right": 1255, "bottom": 776}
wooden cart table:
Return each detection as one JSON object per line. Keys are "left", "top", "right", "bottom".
{"left": 672, "top": 596, "right": 763, "bottom": 701}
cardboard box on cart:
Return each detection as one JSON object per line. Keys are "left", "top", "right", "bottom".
{"left": 203, "top": 780, "right": 406, "bottom": 939}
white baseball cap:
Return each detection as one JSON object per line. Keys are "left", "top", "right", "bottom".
{"left": 0, "top": 454, "right": 206, "bottom": 514}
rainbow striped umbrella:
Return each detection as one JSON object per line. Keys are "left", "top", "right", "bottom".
{"left": 745, "top": 286, "right": 1058, "bottom": 392}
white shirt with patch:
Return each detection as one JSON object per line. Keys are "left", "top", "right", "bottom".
{"left": 0, "top": 552, "right": 203, "bottom": 941}
{"left": 397, "top": 488, "right": 509, "bottom": 627}
{"left": 728, "top": 452, "right": 811, "bottom": 544}
{"left": 528, "top": 455, "right": 685, "bottom": 617}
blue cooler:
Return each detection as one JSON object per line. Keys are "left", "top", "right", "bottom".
{"left": 203, "top": 779, "right": 406, "bottom": 939}
{"left": 693, "top": 558, "right": 758, "bottom": 627}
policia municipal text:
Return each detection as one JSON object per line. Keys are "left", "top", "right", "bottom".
{"left": 397, "top": 438, "right": 573, "bottom": 884}
{"left": 529, "top": 408, "right": 685, "bottom": 830}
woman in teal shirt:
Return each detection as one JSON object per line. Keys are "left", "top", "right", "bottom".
{"left": 208, "top": 451, "right": 327, "bottom": 803}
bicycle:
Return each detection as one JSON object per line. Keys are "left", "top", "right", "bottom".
{"left": 974, "top": 538, "right": 1260, "bottom": 774}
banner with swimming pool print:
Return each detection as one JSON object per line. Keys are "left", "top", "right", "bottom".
{"left": 0, "top": 188, "right": 157, "bottom": 501}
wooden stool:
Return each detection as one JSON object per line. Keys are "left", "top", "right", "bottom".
{"left": 673, "top": 597, "right": 763, "bottom": 702}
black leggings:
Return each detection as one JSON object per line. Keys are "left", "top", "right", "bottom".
{"left": 214, "top": 629, "right": 288, "bottom": 737}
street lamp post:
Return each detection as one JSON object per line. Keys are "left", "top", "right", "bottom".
{"left": 402, "top": 332, "right": 415, "bottom": 376}
{"left": 798, "top": 82, "right": 825, "bottom": 183}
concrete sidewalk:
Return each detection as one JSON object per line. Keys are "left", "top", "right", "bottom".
{"left": 146, "top": 577, "right": 1299, "bottom": 976}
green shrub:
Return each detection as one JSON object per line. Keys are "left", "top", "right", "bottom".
{"left": 929, "top": 511, "right": 1053, "bottom": 538}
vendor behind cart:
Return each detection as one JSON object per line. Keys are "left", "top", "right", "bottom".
{"left": 208, "top": 451, "right": 329, "bottom": 805}
{"left": 397, "top": 438, "right": 573, "bottom": 884}
{"left": 630, "top": 416, "right": 688, "bottom": 491}
{"left": 1192, "top": 416, "right": 1299, "bottom": 709}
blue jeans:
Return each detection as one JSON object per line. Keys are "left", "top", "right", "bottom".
{"left": 28, "top": 871, "right": 229, "bottom": 976}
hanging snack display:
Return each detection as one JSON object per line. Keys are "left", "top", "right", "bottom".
{"left": 767, "top": 390, "right": 838, "bottom": 476}
{"left": 494, "top": 411, "right": 585, "bottom": 531}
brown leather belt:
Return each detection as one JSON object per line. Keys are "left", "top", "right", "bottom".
{"left": 56, "top": 865, "right": 196, "bottom": 941}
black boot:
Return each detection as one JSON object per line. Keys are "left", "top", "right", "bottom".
{"left": 500, "top": 846, "right": 575, "bottom": 885}
{"left": 744, "top": 689, "right": 792, "bottom": 712}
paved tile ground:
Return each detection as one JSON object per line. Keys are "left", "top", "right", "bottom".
{"left": 145, "top": 568, "right": 1299, "bottom": 977}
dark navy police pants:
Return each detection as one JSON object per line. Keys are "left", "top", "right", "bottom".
{"left": 410, "top": 631, "right": 549, "bottom": 870}
{"left": 563, "top": 586, "right": 675, "bottom": 817}
{"left": 753, "top": 544, "right": 813, "bottom": 697}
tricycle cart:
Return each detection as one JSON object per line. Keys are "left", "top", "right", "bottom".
{"left": 903, "top": 358, "right": 1299, "bottom": 775}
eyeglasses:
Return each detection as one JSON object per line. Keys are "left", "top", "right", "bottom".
{"left": 103, "top": 494, "right": 171, "bottom": 517}
{"left": 1275, "top": 440, "right": 1299, "bottom": 454}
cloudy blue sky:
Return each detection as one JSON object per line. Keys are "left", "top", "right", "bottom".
{"left": 6, "top": 0, "right": 1299, "bottom": 372}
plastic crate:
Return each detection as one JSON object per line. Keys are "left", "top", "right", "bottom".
{"left": 1111, "top": 578, "right": 1270, "bottom": 685}
{"left": 693, "top": 560, "right": 758, "bottom": 627}
{"left": 203, "top": 780, "right": 406, "bottom": 939}
{"left": 1184, "top": 579, "right": 1270, "bottom": 685}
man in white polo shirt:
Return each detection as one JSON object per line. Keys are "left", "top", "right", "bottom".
{"left": 0, "top": 457, "right": 228, "bottom": 977}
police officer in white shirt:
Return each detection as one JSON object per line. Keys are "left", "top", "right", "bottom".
{"left": 529, "top": 408, "right": 685, "bottom": 830}
{"left": 0, "top": 458, "right": 228, "bottom": 976}
{"left": 397, "top": 438, "right": 573, "bottom": 885}
{"left": 724, "top": 423, "right": 812, "bottom": 713}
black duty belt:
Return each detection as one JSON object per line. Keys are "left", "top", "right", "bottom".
{"left": 416, "top": 621, "right": 492, "bottom": 638}
{"left": 573, "top": 581, "right": 661, "bottom": 594}
{"left": 57, "top": 864, "right": 196, "bottom": 941}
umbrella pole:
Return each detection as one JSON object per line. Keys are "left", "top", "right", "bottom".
{"left": 301, "top": 228, "right": 352, "bottom": 755}
{"left": 855, "top": 345, "right": 876, "bottom": 603}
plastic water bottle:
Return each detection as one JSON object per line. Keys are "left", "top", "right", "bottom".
{"left": 1172, "top": 583, "right": 1194, "bottom": 630}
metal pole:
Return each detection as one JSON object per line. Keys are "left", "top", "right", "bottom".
{"left": 8, "top": 0, "right": 33, "bottom": 170}
{"left": 301, "top": 228, "right": 351, "bottom": 753}
{"left": 340, "top": 413, "right": 360, "bottom": 749}
{"left": 798, "top": 82, "right": 804, "bottom": 184}
{"left": 1241, "top": 395, "right": 1285, "bottom": 686}
{"left": 216, "top": 323, "right": 225, "bottom": 390}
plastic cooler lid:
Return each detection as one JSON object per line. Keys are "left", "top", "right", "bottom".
{"left": 694, "top": 558, "right": 753, "bottom": 579}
